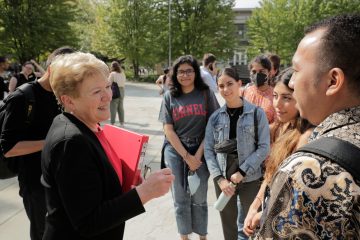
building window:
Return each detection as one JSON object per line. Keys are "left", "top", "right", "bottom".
{"left": 236, "top": 23, "right": 247, "bottom": 40}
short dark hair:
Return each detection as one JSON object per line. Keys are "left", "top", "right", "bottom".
{"left": 0, "top": 56, "right": 7, "bottom": 63}
{"left": 268, "top": 54, "right": 281, "bottom": 73}
{"left": 170, "top": 55, "right": 209, "bottom": 97}
{"left": 219, "top": 67, "right": 240, "bottom": 82}
{"left": 46, "top": 46, "right": 75, "bottom": 68}
{"left": 249, "top": 55, "right": 272, "bottom": 72}
{"left": 202, "top": 53, "right": 216, "bottom": 67}
{"left": 305, "top": 14, "right": 360, "bottom": 94}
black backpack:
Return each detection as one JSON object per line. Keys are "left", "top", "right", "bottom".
{"left": 296, "top": 136, "right": 360, "bottom": 182}
{"left": 0, "top": 82, "right": 36, "bottom": 179}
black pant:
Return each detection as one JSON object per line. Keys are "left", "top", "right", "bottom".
{"left": 214, "top": 178, "right": 238, "bottom": 240}
{"left": 22, "top": 187, "right": 46, "bottom": 240}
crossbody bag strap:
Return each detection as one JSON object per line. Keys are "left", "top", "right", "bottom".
{"left": 254, "top": 107, "right": 258, "bottom": 146}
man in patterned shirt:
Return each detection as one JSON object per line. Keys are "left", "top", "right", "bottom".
{"left": 255, "top": 14, "right": 360, "bottom": 239}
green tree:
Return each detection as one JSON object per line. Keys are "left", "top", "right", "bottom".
{"left": 80, "top": 0, "right": 237, "bottom": 78}
{"left": 246, "top": 0, "right": 360, "bottom": 64}
{"left": 106, "top": 0, "right": 165, "bottom": 78}
{"left": 74, "top": 0, "right": 119, "bottom": 58}
{"left": 170, "top": 0, "right": 237, "bottom": 60}
{"left": 0, "top": 0, "right": 79, "bottom": 63}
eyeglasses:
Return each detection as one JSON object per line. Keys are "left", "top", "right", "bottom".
{"left": 177, "top": 69, "right": 195, "bottom": 77}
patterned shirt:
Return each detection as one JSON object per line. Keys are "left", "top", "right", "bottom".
{"left": 241, "top": 85, "right": 275, "bottom": 123}
{"left": 255, "top": 106, "right": 360, "bottom": 240}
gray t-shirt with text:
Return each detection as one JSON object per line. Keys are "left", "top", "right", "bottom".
{"left": 159, "top": 88, "right": 219, "bottom": 139}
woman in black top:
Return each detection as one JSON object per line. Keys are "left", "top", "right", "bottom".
{"left": 42, "top": 52, "right": 174, "bottom": 240}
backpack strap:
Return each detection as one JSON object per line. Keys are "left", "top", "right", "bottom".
{"left": 296, "top": 137, "right": 360, "bottom": 181}
{"left": 17, "top": 82, "right": 36, "bottom": 124}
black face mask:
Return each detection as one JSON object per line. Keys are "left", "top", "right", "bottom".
{"left": 251, "top": 72, "right": 267, "bottom": 87}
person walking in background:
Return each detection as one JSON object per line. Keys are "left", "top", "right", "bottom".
{"left": 240, "top": 55, "right": 275, "bottom": 124}
{"left": 204, "top": 67, "right": 270, "bottom": 240}
{"left": 254, "top": 14, "right": 360, "bottom": 239}
{"left": 109, "top": 61, "right": 126, "bottom": 127}
{"left": 0, "top": 56, "right": 10, "bottom": 100}
{"left": 159, "top": 55, "right": 219, "bottom": 240}
{"left": 42, "top": 52, "right": 174, "bottom": 240}
{"left": 267, "top": 54, "right": 281, "bottom": 87}
{"left": 0, "top": 46, "right": 74, "bottom": 240}
{"left": 243, "top": 68, "right": 313, "bottom": 237}
{"left": 156, "top": 68, "right": 173, "bottom": 95}
{"left": 8, "top": 60, "right": 45, "bottom": 93}
{"left": 200, "top": 53, "right": 218, "bottom": 93}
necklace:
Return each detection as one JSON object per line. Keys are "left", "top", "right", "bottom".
{"left": 227, "top": 108, "right": 239, "bottom": 117}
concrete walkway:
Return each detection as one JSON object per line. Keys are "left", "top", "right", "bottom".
{"left": 0, "top": 82, "right": 223, "bottom": 240}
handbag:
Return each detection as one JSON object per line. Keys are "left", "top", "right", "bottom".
{"left": 214, "top": 139, "right": 237, "bottom": 153}
{"left": 111, "top": 82, "right": 120, "bottom": 99}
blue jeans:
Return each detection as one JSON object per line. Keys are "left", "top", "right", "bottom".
{"left": 164, "top": 142, "right": 209, "bottom": 236}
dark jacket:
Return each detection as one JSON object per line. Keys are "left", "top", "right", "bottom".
{"left": 41, "top": 112, "right": 145, "bottom": 240}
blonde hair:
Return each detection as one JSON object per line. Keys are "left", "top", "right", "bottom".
{"left": 49, "top": 52, "right": 109, "bottom": 103}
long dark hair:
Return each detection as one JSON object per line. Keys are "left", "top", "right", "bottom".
{"left": 265, "top": 67, "right": 314, "bottom": 183}
{"left": 274, "top": 67, "right": 293, "bottom": 89}
{"left": 170, "top": 55, "right": 208, "bottom": 97}
{"left": 111, "top": 61, "right": 122, "bottom": 73}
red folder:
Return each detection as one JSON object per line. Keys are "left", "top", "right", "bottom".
{"left": 103, "top": 124, "right": 149, "bottom": 193}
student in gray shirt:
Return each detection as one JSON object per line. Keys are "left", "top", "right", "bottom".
{"left": 159, "top": 55, "right": 219, "bottom": 240}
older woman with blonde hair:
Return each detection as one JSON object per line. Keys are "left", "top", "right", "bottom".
{"left": 41, "top": 52, "right": 174, "bottom": 240}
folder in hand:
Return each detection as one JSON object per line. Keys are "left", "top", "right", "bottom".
{"left": 103, "top": 124, "right": 149, "bottom": 193}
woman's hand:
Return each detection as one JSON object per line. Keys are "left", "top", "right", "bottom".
{"left": 184, "top": 154, "right": 202, "bottom": 171}
{"left": 244, "top": 206, "right": 259, "bottom": 236}
{"left": 218, "top": 178, "right": 236, "bottom": 197}
{"left": 194, "top": 151, "right": 203, "bottom": 164}
{"left": 230, "top": 171, "right": 244, "bottom": 184}
{"left": 136, "top": 168, "right": 174, "bottom": 205}
{"left": 244, "top": 210, "right": 262, "bottom": 236}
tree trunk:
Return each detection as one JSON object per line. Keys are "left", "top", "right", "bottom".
{"left": 133, "top": 59, "right": 139, "bottom": 80}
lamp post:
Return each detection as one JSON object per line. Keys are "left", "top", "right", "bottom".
{"left": 168, "top": 0, "right": 171, "bottom": 67}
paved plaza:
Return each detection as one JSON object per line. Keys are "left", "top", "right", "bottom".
{"left": 0, "top": 82, "right": 223, "bottom": 240}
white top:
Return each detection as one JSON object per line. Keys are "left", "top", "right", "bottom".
{"left": 109, "top": 71, "right": 126, "bottom": 87}
{"left": 200, "top": 66, "right": 218, "bottom": 93}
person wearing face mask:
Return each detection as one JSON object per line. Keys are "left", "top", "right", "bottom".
{"left": 240, "top": 55, "right": 275, "bottom": 123}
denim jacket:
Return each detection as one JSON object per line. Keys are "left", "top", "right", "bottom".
{"left": 204, "top": 99, "right": 270, "bottom": 182}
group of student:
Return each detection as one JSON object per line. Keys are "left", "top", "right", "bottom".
{"left": 0, "top": 14, "right": 359, "bottom": 240}
{"left": 159, "top": 14, "right": 360, "bottom": 240}
{"left": 158, "top": 54, "right": 305, "bottom": 240}
{"left": 0, "top": 58, "right": 44, "bottom": 100}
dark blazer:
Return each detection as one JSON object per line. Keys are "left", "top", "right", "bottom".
{"left": 41, "top": 112, "right": 145, "bottom": 240}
